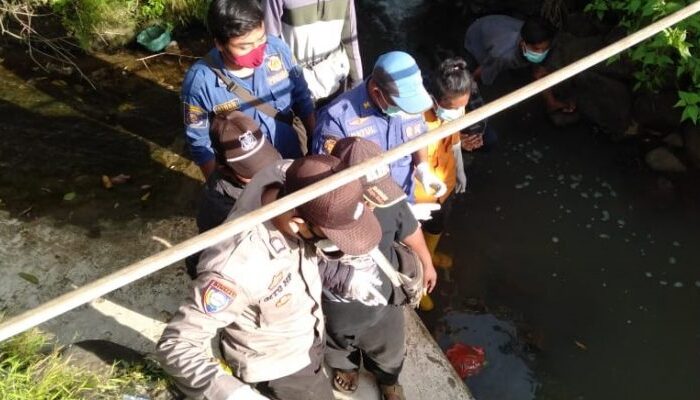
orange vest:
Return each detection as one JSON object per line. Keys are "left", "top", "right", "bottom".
{"left": 414, "top": 110, "right": 460, "bottom": 204}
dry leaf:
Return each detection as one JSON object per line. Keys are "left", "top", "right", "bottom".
{"left": 110, "top": 174, "right": 131, "bottom": 185}
{"left": 140, "top": 184, "right": 152, "bottom": 190}
{"left": 18, "top": 272, "right": 39, "bottom": 285}
{"left": 102, "top": 175, "right": 113, "bottom": 189}
{"left": 141, "top": 192, "right": 151, "bottom": 201}
{"left": 574, "top": 340, "right": 588, "bottom": 351}
{"left": 63, "top": 192, "right": 76, "bottom": 201}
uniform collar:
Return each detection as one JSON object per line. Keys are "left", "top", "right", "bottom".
{"left": 357, "top": 81, "right": 385, "bottom": 119}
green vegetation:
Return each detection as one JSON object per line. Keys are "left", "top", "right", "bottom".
{"left": 585, "top": 0, "right": 700, "bottom": 123}
{"left": 0, "top": 328, "right": 171, "bottom": 399}
{"left": 47, "top": 0, "right": 209, "bottom": 50}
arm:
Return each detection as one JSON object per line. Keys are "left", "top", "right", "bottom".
{"left": 156, "top": 274, "right": 257, "bottom": 400}
{"left": 262, "top": 0, "right": 284, "bottom": 38}
{"left": 311, "top": 108, "right": 345, "bottom": 154}
{"left": 182, "top": 70, "right": 216, "bottom": 178}
{"left": 341, "top": 0, "right": 363, "bottom": 85}
{"left": 402, "top": 227, "right": 437, "bottom": 293}
{"left": 533, "top": 65, "right": 575, "bottom": 112}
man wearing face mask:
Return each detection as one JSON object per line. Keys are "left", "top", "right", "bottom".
{"left": 463, "top": 15, "right": 574, "bottom": 113}
{"left": 311, "top": 51, "right": 447, "bottom": 207}
{"left": 157, "top": 154, "right": 381, "bottom": 400}
{"left": 181, "top": 0, "right": 315, "bottom": 179}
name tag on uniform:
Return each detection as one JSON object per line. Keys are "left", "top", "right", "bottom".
{"left": 213, "top": 99, "right": 240, "bottom": 115}
{"left": 350, "top": 125, "right": 378, "bottom": 138}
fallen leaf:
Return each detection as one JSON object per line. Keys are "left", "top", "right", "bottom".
{"left": 18, "top": 272, "right": 39, "bottom": 285}
{"left": 110, "top": 174, "right": 131, "bottom": 185}
{"left": 574, "top": 340, "right": 588, "bottom": 351}
{"left": 114, "top": 202, "right": 119, "bottom": 208}
{"left": 63, "top": 192, "right": 76, "bottom": 201}
{"left": 140, "top": 184, "right": 152, "bottom": 190}
{"left": 102, "top": 175, "right": 113, "bottom": 189}
{"left": 141, "top": 192, "right": 150, "bottom": 201}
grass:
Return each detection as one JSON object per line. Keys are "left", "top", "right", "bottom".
{"left": 0, "top": 328, "right": 172, "bottom": 399}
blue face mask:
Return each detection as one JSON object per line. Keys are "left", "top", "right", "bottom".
{"left": 522, "top": 47, "right": 549, "bottom": 64}
{"left": 435, "top": 105, "right": 466, "bottom": 122}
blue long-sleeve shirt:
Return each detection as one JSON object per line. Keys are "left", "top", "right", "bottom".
{"left": 181, "top": 35, "right": 314, "bottom": 164}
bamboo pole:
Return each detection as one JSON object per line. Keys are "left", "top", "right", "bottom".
{"left": 1, "top": 1, "right": 699, "bottom": 342}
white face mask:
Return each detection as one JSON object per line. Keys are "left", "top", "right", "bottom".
{"left": 435, "top": 105, "right": 466, "bottom": 122}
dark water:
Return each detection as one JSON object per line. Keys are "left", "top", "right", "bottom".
{"left": 357, "top": 2, "right": 700, "bottom": 399}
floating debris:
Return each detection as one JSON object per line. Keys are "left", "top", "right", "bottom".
{"left": 63, "top": 192, "right": 76, "bottom": 201}
{"left": 645, "top": 272, "right": 653, "bottom": 278}
{"left": 525, "top": 174, "right": 534, "bottom": 180}
{"left": 617, "top": 219, "right": 626, "bottom": 226}
{"left": 659, "top": 280, "right": 668, "bottom": 286}
{"left": 574, "top": 340, "right": 588, "bottom": 351}
{"left": 552, "top": 272, "right": 558, "bottom": 277}
{"left": 551, "top": 237, "right": 559, "bottom": 243}
{"left": 580, "top": 192, "right": 589, "bottom": 198}
{"left": 593, "top": 191, "right": 604, "bottom": 198}
{"left": 695, "top": 281, "right": 700, "bottom": 288}
{"left": 674, "top": 282, "right": 683, "bottom": 288}
{"left": 514, "top": 182, "right": 530, "bottom": 189}
{"left": 599, "top": 233, "right": 611, "bottom": 239}
{"left": 669, "top": 257, "right": 677, "bottom": 265}
{"left": 672, "top": 241, "right": 681, "bottom": 247}
{"left": 601, "top": 211, "right": 610, "bottom": 222}
{"left": 570, "top": 182, "right": 580, "bottom": 189}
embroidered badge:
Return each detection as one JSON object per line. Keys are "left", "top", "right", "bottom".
{"left": 363, "top": 101, "right": 371, "bottom": 109}
{"left": 239, "top": 130, "right": 258, "bottom": 151}
{"left": 266, "top": 55, "right": 283, "bottom": 72}
{"left": 322, "top": 136, "right": 337, "bottom": 154}
{"left": 269, "top": 236, "right": 286, "bottom": 254}
{"left": 183, "top": 103, "right": 208, "bottom": 128}
{"left": 268, "top": 272, "right": 283, "bottom": 291}
{"left": 213, "top": 99, "right": 240, "bottom": 115}
{"left": 202, "top": 280, "right": 236, "bottom": 314}
{"left": 275, "top": 293, "right": 292, "bottom": 308}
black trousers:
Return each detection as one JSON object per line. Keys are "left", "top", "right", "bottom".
{"left": 323, "top": 299, "right": 405, "bottom": 386}
{"left": 255, "top": 340, "right": 334, "bottom": 400}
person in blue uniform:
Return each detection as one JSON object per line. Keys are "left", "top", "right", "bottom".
{"left": 182, "top": 0, "right": 315, "bottom": 178}
{"left": 312, "top": 51, "right": 446, "bottom": 202}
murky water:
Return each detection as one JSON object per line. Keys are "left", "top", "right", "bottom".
{"left": 358, "top": 2, "right": 700, "bottom": 399}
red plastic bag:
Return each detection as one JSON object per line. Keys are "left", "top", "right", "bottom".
{"left": 446, "top": 343, "right": 486, "bottom": 379}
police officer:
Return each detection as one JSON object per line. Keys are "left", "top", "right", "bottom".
{"left": 186, "top": 111, "right": 282, "bottom": 279}
{"left": 182, "top": 0, "right": 315, "bottom": 179}
{"left": 157, "top": 154, "right": 382, "bottom": 400}
{"left": 312, "top": 51, "right": 447, "bottom": 204}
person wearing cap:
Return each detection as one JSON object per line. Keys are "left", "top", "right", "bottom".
{"left": 311, "top": 51, "right": 447, "bottom": 206}
{"left": 182, "top": 0, "right": 315, "bottom": 179}
{"left": 464, "top": 15, "right": 575, "bottom": 113}
{"left": 157, "top": 154, "right": 381, "bottom": 400}
{"left": 262, "top": 0, "right": 363, "bottom": 104}
{"left": 186, "top": 110, "right": 283, "bottom": 279}
{"left": 320, "top": 137, "right": 437, "bottom": 400}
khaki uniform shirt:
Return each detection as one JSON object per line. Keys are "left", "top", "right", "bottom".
{"left": 156, "top": 160, "right": 324, "bottom": 400}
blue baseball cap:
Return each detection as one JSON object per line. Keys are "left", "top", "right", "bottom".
{"left": 372, "top": 51, "right": 432, "bottom": 114}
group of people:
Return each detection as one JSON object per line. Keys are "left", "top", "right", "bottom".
{"left": 157, "top": 1, "right": 566, "bottom": 399}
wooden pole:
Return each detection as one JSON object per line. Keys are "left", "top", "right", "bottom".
{"left": 1, "top": 1, "right": 699, "bottom": 342}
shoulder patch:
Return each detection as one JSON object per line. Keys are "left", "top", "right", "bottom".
{"left": 202, "top": 280, "right": 236, "bottom": 314}
{"left": 184, "top": 103, "right": 208, "bottom": 129}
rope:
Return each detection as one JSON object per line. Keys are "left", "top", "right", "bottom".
{"left": 1, "top": 1, "right": 700, "bottom": 342}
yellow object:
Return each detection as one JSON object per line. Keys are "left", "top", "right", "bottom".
{"left": 414, "top": 110, "right": 461, "bottom": 204}
{"left": 423, "top": 231, "right": 454, "bottom": 269}
{"left": 419, "top": 294, "right": 434, "bottom": 311}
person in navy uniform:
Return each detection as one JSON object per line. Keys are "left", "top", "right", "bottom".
{"left": 312, "top": 51, "right": 446, "bottom": 203}
{"left": 182, "top": 0, "right": 315, "bottom": 178}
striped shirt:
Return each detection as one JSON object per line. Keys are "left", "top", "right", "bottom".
{"left": 264, "top": 0, "right": 363, "bottom": 93}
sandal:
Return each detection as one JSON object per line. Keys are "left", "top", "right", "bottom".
{"left": 332, "top": 368, "right": 359, "bottom": 393}
{"left": 380, "top": 383, "right": 406, "bottom": 400}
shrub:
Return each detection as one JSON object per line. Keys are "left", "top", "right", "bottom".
{"left": 585, "top": 0, "right": 700, "bottom": 123}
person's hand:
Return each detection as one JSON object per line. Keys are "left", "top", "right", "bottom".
{"left": 228, "top": 385, "right": 270, "bottom": 400}
{"left": 547, "top": 99, "right": 576, "bottom": 113}
{"left": 408, "top": 203, "right": 441, "bottom": 221}
{"left": 423, "top": 263, "right": 437, "bottom": 293}
{"left": 460, "top": 133, "right": 484, "bottom": 152}
{"left": 415, "top": 162, "right": 447, "bottom": 197}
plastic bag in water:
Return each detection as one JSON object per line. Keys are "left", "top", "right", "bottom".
{"left": 446, "top": 343, "right": 486, "bottom": 379}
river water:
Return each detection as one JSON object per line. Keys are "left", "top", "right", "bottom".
{"left": 356, "top": 1, "right": 700, "bottom": 399}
